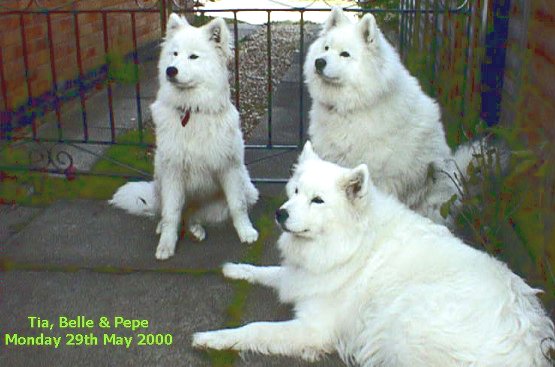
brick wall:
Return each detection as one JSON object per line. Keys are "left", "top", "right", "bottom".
{"left": 501, "top": 0, "right": 555, "bottom": 141}
{"left": 0, "top": 0, "right": 162, "bottom": 111}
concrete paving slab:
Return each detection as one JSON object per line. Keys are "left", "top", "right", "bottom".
{"left": 0, "top": 205, "right": 43, "bottom": 244}
{"left": 2, "top": 197, "right": 277, "bottom": 272}
{"left": 0, "top": 270, "right": 232, "bottom": 367}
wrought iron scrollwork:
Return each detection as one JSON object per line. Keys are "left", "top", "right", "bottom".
{"left": 28, "top": 142, "right": 75, "bottom": 173}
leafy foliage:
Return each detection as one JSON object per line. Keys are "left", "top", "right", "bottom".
{"left": 452, "top": 123, "right": 555, "bottom": 309}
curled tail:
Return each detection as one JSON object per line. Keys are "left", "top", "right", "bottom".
{"left": 425, "top": 137, "right": 509, "bottom": 226}
{"left": 108, "top": 181, "right": 159, "bottom": 217}
{"left": 451, "top": 137, "right": 510, "bottom": 189}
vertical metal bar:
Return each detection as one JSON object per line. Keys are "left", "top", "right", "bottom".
{"left": 413, "top": 0, "right": 422, "bottom": 50}
{"left": 20, "top": 14, "right": 36, "bottom": 140}
{"left": 233, "top": 11, "right": 240, "bottom": 110}
{"left": 102, "top": 12, "right": 116, "bottom": 143}
{"left": 421, "top": 0, "right": 433, "bottom": 93}
{"left": 73, "top": 11, "right": 88, "bottom": 141}
{"left": 46, "top": 12, "right": 63, "bottom": 141}
{"left": 266, "top": 10, "right": 272, "bottom": 148}
{"left": 430, "top": 0, "right": 440, "bottom": 97}
{"left": 407, "top": 0, "right": 414, "bottom": 51}
{"left": 399, "top": 0, "right": 405, "bottom": 56}
{"left": 0, "top": 46, "right": 9, "bottom": 140}
{"left": 298, "top": 10, "right": 304, "bottom": 146}
{"left": 459, "top": 0, "right": 475, "bottom": 136}
{"left": 161, "top": 0, "right": 168, "bottom": 35}
{"left": 131, "top": 12, "right": 144, "bottom": 143}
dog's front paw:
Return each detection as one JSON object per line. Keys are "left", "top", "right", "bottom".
{"left": 192, "top": 330, "right": 236, "bottom": 351}
{"left": 189, "top": 224, "right": 206, "bottom": 242}
{"left": 237, "top": 226, "right": 258, "bottom": 244}
{"left": 155, "top": 232, "right": 177, "bottom": 260}
{"left": 222, "top": 263, "right": 254, "bottom": 282}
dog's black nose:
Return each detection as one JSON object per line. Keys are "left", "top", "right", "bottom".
{"left": 315, "top": 58, "right": 326, "bottom": 72}
{"left": 275, "top": 208, "right": 289, "bottom": 225}
{"left": 166, "top": 66, "right": 178, "bottom": 78}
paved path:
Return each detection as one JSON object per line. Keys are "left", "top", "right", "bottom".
{"left": 202, "top": 0, "right": 359, "bottom": 24}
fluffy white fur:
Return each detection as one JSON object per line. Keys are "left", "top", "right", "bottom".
{"left": 305, "top": 7, "right": 480, "bottom": 226}
{"left": 109, "top": 14, "right": 259, "bottom": 260}
{"left": 193, "top": 142, "right": 554, "bottom": 367}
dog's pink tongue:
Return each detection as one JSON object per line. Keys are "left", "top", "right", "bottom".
{"left": 181, "top": 109, "right": 191, "bottom": 127}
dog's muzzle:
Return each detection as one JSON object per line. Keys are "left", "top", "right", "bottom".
{"left": 315, "top": 58, "right": 326, "bottom": 74}
{"left": 275, "top": 208, "right": 289, "bottom": 226}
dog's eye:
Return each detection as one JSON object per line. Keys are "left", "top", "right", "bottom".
{"left": 189, "top": 54, "right": 199, "bottom": 60}
{"left": 294, "top": 187, "right": 298, "bottom": 194}
{"left": 173, "top": 51, "right": 178, "bottom": 56}
{"left": 324, "top": 46, "right": 329, "bottom": 51}
{"left": 311, "top": 196, "right": 324, "bottom": 204}
{"left": 340, "top": 51, "right": 350, "bottom": 57}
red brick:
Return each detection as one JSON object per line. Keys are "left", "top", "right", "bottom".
{"left": 84, "top": 46, "right": 97, "bottom": 59}
{"left": 52, "top": 16, "right": 74, "bottom": 34}
{"left": 3, "top": 44, "right": 24, "bottom": 62}
{"left": 31, "top": 78, "right": 52, "bottom": 97}
{"left": 0, "top": 29, "right": 22, "bottom": 48}
{"left": 0, "top": 15, "right": 20, "bottom": 30}
{"left": 2, "top": 58, "right": 24, "bottom": 74}
{"left": 28, "top": 37, "right": 48, "bottom": 53}
{"left": 8, "top": 87, "right": 28, "bottom": 109}
{"left": 25, "top": 23, "right": 46, "bottom": 40}
{"left": 1, "top": 0, "right": 162, "bottom": 111}
{"left": 529, "top": 52, "right": 555, "bottom": 101}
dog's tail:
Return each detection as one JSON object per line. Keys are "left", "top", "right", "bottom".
{"left": 108, "top": 181, "right": 158, "bottom": 217}
{"left": 452, "top": 141, "right": 480, "bottom": 178}
{"left": 451, "top": 136, "right": 510, "bottom": 184}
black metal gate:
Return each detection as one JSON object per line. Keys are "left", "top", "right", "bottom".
{"left": 0, "top": 0, "right": 490, "bottom": 184}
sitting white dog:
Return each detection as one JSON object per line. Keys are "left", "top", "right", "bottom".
{"left": 109, "top": 14, "right": 258, "bottom": 260}
{"left": 193, "top": 142, "right": 554, "bottom": 367}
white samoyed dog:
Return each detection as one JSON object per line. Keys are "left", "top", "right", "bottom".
{"left": 192, "top": 142, "right": 554, "bottom": 367}
{"left": 109, "top": 14, "right": 259, "bottom": 260}
{"left": 305, "top": 7, "right": 480, "bottom": 226}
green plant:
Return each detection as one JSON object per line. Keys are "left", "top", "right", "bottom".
{"left": 449, "top": 124, "right": 555, "bottom": 310}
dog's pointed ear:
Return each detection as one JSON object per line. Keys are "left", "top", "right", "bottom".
{"left": 298, "top": 141, "right": 319, "bottom": 163}
{"left": 166, "top": 13, "right": 188, "bottom": 38}
{"left": 205, "top": 18, "right": 230, "bottom": 46}
{"left": 341, "top": 164, "right": 370, "bottom": 202}
{"left": 357, "top": 13, "right": 378, "bottom": 44}
{"left": 322, "top": 7, "right": 349, "bottom": 33}
{"left": 204, "top": 18, "right": 231, "bottom": 60}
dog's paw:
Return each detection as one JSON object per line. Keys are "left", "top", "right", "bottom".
{"left": 222, "top": 263, "right": 254, "bottom": 281}
{"left": 155, "top": 243, "right": 174, "bottom": 260}
{"left": 237, "top": 226, "right": 258, "bottom": 244}
{"left": 189, "top": 224, "right": 206, "bottom": 242}
{"left": 155, "top": 233, "right": 176, "bottom": 260}
{"left": 192, "top": 330, "right": 236, "bottom": 350}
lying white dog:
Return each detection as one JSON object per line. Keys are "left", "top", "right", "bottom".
{"left": 193, "top": 142, "right": 554, "bottom": 366}
{"left": 110, "top": 14, "right": 258, "bottom": 260}
{"left": 305, "top": 7, "right": 481, "bottom": 226}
